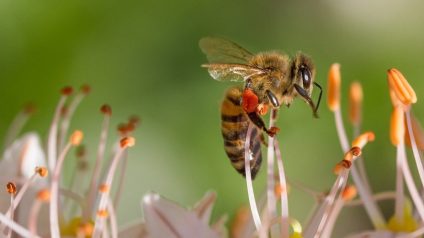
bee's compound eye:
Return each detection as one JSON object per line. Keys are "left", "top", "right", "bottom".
{"left": 300, "top": 66, "right": 312, "bottom": 89}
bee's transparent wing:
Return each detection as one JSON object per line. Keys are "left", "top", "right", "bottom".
{"left": 199, "top": 37, "right": 254, "bottom": 64}
{"left": 202, "top": 63, "right": 265, "bottom": 82}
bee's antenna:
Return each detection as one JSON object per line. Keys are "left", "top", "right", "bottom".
{"left": 313, "top": 82, "right": 323, "bottom": 115}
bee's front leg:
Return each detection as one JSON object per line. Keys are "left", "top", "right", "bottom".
{"left": 242, "top": 88, "right": 279, "bottom": 137}
{"left": 247, "top": 112, "right": 279, "bottom": 137}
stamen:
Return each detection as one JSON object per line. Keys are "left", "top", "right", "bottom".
{"left": 405, "top": 110, "right": 424, "bottom": 190}
{"left": 274, "top": 138, "right": 289, "bottom": 238}
{"left": 349, "top": 81, "right": 363, "bottom": 127}
{"left": 85, "top": 104, "right": 112, "bottom": 220}
{"left": 48, "top": 86, "right": 73, "bottom": 172}
{"left": 327, "top": 63, "right": 341, "bottom": 112}
{"left": 92, "top": 137, "right": 134, "bottom": 238}
{"left": 50, "top": 131, "right": 82, "bottom": 238}
{"left": 387, "top": 68, "right": 417, "bottom": 106}
{"left": 266, "top": 109, "right": 277, "bottom": 226}
{"left": 28, "top": 189, "right": 50, "bottom": 236}
{"left": 243, "top": 123, "right": 261, "bottom": 230}
{"left": 0, "top": 212, "right": 38, "bottom": 238}
{"left": 58, "top": 85, "right": 90, "bottom": 151}
{"left": 352, "top": 132, "right": 375, "bottom": 149}
{"left": 3, "top": 103, "right": 36, "bottom": 149}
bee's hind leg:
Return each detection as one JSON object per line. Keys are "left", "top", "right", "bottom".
{"left": 247, "top": 112, "right": 279, "bottom": 137}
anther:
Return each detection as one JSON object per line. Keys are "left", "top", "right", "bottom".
{"left": 327, "top": 63, "right": 341, "bottom": 111}
{"left": 387, "top": 68, "right": 417, "bottom": 105}
{"left": 349, "top": 81, "right": 363, "bottom": 126}
{"left": 61, "top": 86, "right": 74, "bottom": 96}
{"left": 76, "top": 145, "right": 86, "bottom": 158}
{"left": 80, "top": 84, "right": 91, "bottom": 95}
{"left": 334, "top": 159, "right": 352, "bottom": 175}
{"left": 37, "top": 189, "right": 51, "bottom": 202}
{"left": 97, "top": 209, "right": 109, "bottom": 218}
{"left": 352, "top": 132, "right": 375, "bottom": 149}
{"left": 342, "top": 185, "right": 357, "bottom": 201}
{"left": 120, "top": 137, "right": 135, "bottom": 148}
{"left": 6, "top": 182, "right": 17, "bottom": 195}
{"left": 350, "top": 146, "right": 362, "bottom": 157}
{"left": 70, "top": 130, "right": 84, "bottom": 146}
{"left": 99, "top": 184, "right": 109, "bottom": 193}
{"left": 35, "top": 167, "right": 48, "bottom": 177}
{"left": 100, "top": 104, "right": 112, "bottom": 116}
{"left": 390, "top": 106, "right": 405, "bottom": 146}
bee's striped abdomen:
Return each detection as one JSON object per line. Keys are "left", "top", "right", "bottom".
{"left": 221, "top": 87, "right": 262, "bottom": 179}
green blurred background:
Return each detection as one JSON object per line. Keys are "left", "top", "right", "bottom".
{"left": 1, "top": 0, "right": 424, "bottom": 236}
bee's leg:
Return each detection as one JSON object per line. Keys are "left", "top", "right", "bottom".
{"left": 259, "top": 133, "right": 268, "bottom": 146}
{"left": 247, "top": 112, "right": 280, "bottom": 137}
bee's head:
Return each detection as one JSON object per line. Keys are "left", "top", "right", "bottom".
{"left": 290, "top": 53, "right": 322, "bottom": 118}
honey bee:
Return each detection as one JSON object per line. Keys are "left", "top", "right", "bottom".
{"left": 199, "top": 37, "right": 322, "bottom": 179}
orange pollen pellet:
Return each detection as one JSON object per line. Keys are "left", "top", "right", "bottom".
{"left": 242, "top": 89, "right": 259, "bottom": 113}
{"left": 35, "top": 167, "right": 48, "bottom": 177}
{"left": 349, "top": 81, "right": 363, "bottom": 125}
{"left": 100, "top": 104, "right": 112, "bottom": 116}
{"left": 70, "top": 130, "right": 84, "bottom": 146}
{"left": 37, "top": 189, "right": 50, "bottom": 202}
{"left": 6, "top": 182, "right": 17, "bottom": 194}
{"left": 99, "top": 184, "right": 109, "bottom": 193}
{"left": 327, "top": 63, "right": 341, "bottom": 111}
{"left": 390, "top": 106, "right": 405, "bottom": 146}
{"left": 120, "top": 137, "right": 135, "bottom": 148}
{"left": 342, "top": 185, "right": 357, "bottom": 201}
{"left": 80, "top": 84, "right": 91, "bottom": 95}
{"left": 387, "top": 68, "right": 417, "bottom": 105}
{"left": 97, "top": 209, "right": 109, "bottom": 218}
{"left": 352, "top": 132, "right": 375, "bottom": 148}
{"left": 61, "top": 86, "right": 74, "bottom": 96}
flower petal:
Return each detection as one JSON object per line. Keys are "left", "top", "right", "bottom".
{"left": 1, "top": 133, "right": 47, "bottom": 179}
{"left": 193, "top": 191, "right": 217, "bottom": 224}
{"left": 142, "top": 193, "right": 221, "bottom": 238}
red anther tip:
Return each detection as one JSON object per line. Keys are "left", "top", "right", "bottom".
{"left": 100, "top": 104, "right": 112, "bottom": 116}
{"left": 23, "top": 103, "right": 37, "bottom": 115}
{"left": 61, "top": 86, "right": 74, "bottom": 96}
{"left": 242, "top": 89, "right": 259, "bottom": 113}
{"left": 6, "top": 182, "right": 16, "bottom": 194}
{"left": 128, "top": 115, "right": 140, "bottom": 126}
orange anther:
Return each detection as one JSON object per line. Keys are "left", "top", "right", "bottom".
{"left": 97, "top": 209, "right": 109, "bottom": 218}
{"left": 99, "top": 184, "right": 109, "bottom": 193}
{"left": 79, "top": 223, "right": 94, "bottom": 236}
{"left": 349, "top": 81, "right": 363, "bottom": 126}
{"left": 6, "top": 182, "right": 16, "bottom": 194}
{"left": 387, "top": 68, "right": 417, "bottom": 106}
{"left": 327, "top": 63, "right": 341, "bottom": 111}
{"left": 352, "top": 132, "right": 375, "bottom": 149}
{"left": 390, "top": 106, "right": 405, "bottom": 146}
{"left": 70, "top": 130, "right": 84, "bottom": 146}
{"left": 35, "top": 167, "right": 48, "bottom": 177}
{"left": 242, "top": 89, "right": 259, "bottom": 113}
{"left": 37, "top": 189, "right": 51, "bottom": 202}
{"left": 120, "top": 137, "right": 135, "bottom": 148}
{"left": 342, "top": 185, "right": 357, "bottom": 201}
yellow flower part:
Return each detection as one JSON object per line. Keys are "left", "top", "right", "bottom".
{"left": 290, "top": 232, "right": 303, "bottom": 238}
{"left": 387, "top": 201, "right": 418, "bottom": 233}
{"left": 60, "top": 217, "right": 94, "bottom": 237}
